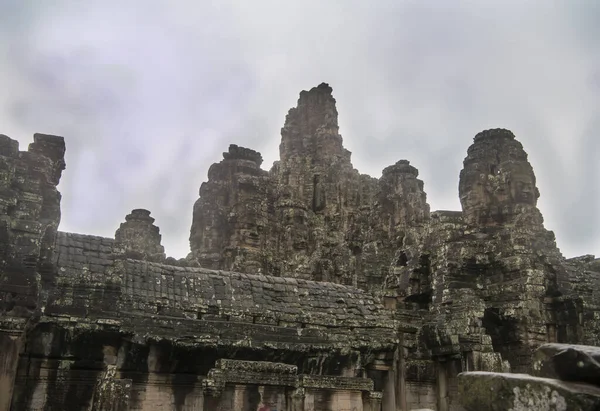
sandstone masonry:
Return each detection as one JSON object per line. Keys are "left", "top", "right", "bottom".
{"left": 0, "top": 84, "right": 598, "bottom": 411}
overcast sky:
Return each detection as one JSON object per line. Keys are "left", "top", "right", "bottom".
{"left": 0, "top": 0, "right": 598, "bottom": 259}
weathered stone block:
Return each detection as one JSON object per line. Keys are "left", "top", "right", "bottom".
{"left": 458, "top": 372, "right": 600, "bottom": 411}
{"left": 534, "top": 343, "right": 600, "bottom": 387}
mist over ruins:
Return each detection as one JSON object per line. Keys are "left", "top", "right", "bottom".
{"left": 1, "top": 83, "right": 600, "bottom": 410}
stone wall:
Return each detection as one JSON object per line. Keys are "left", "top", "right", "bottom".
{"left": 8, "top": 228, "right": 397, "bottom": 410}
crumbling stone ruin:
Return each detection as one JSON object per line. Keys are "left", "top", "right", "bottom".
{"left": 0, "top": 83, "right": 598, "bottom": 410}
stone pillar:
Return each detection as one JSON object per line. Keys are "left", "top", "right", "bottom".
{"left": 91, "top": 375, "right": 132, "bottom": 411}
{"left": 382, "top": 368, "right": 397, "bottom": 411}
{"left": 363, "top": 391, "right": 383, "bottom": 411}
{"left": 397, "top": 346, "right": 407, "bottom": 411}
{"left": 0, "top": 332, "right": 22, "bottom": 411}
{"left": 202, "top": 394, "right": 221, "bottom": 411}
{"left": 231, "top": 384, "right": 246, "bottom": 410}
{"left": 437, "top": 361, "right": 448, "bottom": 411}
{"left": 290, "top": 387, "right": 305, "bottom": 411}
{"left": 91, "top": 345, "right": 132, "bottom": 411}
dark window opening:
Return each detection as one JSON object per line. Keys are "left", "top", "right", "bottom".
{"left": 396, "top": 252, "right": 408, "bottom": 267}
{"left": 366, "top": 369, "right": 386, "bottom": 392}
{"left": 482, "top": 307, "right": 520, "bottom": 366}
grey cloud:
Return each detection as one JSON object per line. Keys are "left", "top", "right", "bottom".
{"left": 0, "top": 0, "right": 598, "bottom": 258}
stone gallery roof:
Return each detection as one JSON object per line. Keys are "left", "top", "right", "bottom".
{"left": 54, "top": 231, "right": 116, "bottom": 272}
{"left": 49, "top": 232, "right": 397, "bottom": 350}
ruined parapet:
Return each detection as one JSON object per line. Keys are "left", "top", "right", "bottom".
{"left": 114, "top": 209, "right": 165, "bottom": 262}
{"left": 459, "top": 128, "right": 543, "bottom": 227}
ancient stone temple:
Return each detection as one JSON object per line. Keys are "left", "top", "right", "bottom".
{"left": 0, "top": 84, "right": 599, "bottom": 411}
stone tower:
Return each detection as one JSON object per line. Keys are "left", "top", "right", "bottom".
{"left": 189, "top": 145, "right": 270, "bottom": 273}
{"left": 114, "top": 209, "right": 166, "bottom": 262}
{"left": 459, "top": 128, "right": 542, "bottom": 227}
{"left": 409, "top": 128, "right": 579, "bottom": 375}
{"left": 188, "top": 83, "right": 431, "bottom": 289}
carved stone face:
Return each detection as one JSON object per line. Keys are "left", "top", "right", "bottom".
{"left": 282, "top": 209, "right": 309, "bottom": 250}
{"left": 509, "top": 171, "right": 537, "bottom": 205}
{"left": 463, "top": 181, "right": 488, "bottom": 209}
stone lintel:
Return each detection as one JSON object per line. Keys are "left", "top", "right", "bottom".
{"left": 299, "top": 375, "right": 374, "bottom": 391}
{"left": 215, "top": 358, "right": 297, "bottom": 375}
{"left": 205, "top": 359, "right": 375, "bottom": 394}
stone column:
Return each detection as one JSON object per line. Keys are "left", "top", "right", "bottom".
{"left": 363, "top": 391, "right": 383, "bottom": 411}
{"left": 91, "top": 345, "right": 132, "bottom": 411}
{"left": 397, "top": 345, "right": 407, "bottom": 411}
{"left": 0, "top": 332, "right": 22, "bottom": 411}
{"left": 290, "top": 387, "right": 305, "bottom": 411}
{"left": 202, "top": 394, "right": 221, "bottom": 411}
{"left": 437, "top": 361, "right": 448, "bottom": 411}
{"left": 382, "top": 368, "right": 397, "bottom": 411}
